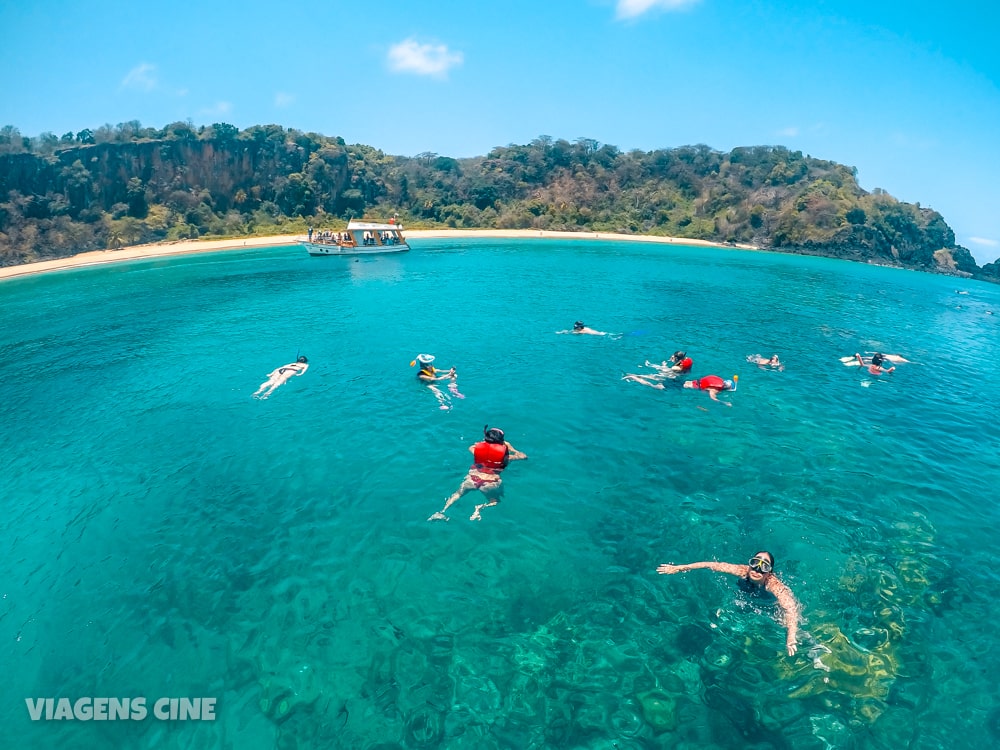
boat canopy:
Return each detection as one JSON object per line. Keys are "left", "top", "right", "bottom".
{"left": 347, "top": 219, "right": 402, "bottom": 231}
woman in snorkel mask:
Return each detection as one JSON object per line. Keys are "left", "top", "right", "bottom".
{"left": 428, "top": 424, "right": 527, "bottom": 522}
{"left": 656, "top": 550, "right": 802, "bottom": 656}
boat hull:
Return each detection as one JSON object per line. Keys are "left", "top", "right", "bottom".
{"left": 302, "top": 241, "right": 409, "bottom": 256}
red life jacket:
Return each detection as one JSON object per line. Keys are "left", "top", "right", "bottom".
{"left": 698, "top": 375, "right": 726, "bottom": 390}
{"left": 473, "top": 441, "right": 509, "bottom": 471}
{"left": 678, "top": 357, "right": 693, "bottom": 373}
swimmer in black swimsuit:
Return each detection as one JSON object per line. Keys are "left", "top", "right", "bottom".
{"left": 656, "top": 550, "right": 801, "bottom": 656}
{"left": 253, "top": 355, "right": 309, "bottom": 399}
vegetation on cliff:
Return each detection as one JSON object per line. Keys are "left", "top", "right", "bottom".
{"left": 0, "top": 122, "right": 993, "bottom": 280}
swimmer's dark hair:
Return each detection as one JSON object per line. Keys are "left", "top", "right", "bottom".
{"left": 871, "top": 353, "right": 884, "bottom": 367}
{"left": 297, "top": 355, "right": 308, "bottom": 363}
{"left": 673, "top": 350, "right": 686, "bottom": 360}
{"left": 574, "top": 321, "right": 584, "bottom": 329}
{"left": 483, "top": 425, "right": 505, "bottom": 444}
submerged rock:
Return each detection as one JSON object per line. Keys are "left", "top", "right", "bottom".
{"left": 637, "top": 688, "right": 676, "bottom": 733}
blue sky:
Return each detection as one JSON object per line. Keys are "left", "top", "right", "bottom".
{"left": 2, "top": 0, "right": 998, "bottom": 263}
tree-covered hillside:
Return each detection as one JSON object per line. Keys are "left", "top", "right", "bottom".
{"left": 0, "top": 122, "right": 995, "bottom": 281}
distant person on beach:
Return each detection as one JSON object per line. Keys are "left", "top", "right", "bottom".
{"left": 683, "top": 375, "right": 737, "bottom": 406}
{"left": 559, "top": 321, "right": 608, "bottom": 335}
{"left": 656, "top": 550, "right": 801, "bottom": 656}
{"left": 428, "top": 426, "right": 527, "bottom": 521}
{"left": 253, "top": 356, "right": 309, "bottom": 399}
{"left": 747, "top": 354, "right": 784, "bottom": 371}
{"left": 855, "top": 352, "right": 895, "bottom": 375}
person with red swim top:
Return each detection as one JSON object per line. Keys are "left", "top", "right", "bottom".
{"left": 683, "top": 374, "right": 737, "bottom": 406}
{"left": 665, "top": 350, "right": 694, "bottom": 374}
{"left": 855, "top": 352, "right": 895, "bottom": 375}
{"left": 623, "top": 350, "right": 693, "bottom": 389}
{"left": 428, "top": 425, "right": 527, "bottom": 522}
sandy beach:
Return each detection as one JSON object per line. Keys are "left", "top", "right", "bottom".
{"left": 0, "top": 230, "right": 753, "bottom": 282}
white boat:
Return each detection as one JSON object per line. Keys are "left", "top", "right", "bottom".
{"left": 302, "top": 219, "right": 409, "bottom": 255}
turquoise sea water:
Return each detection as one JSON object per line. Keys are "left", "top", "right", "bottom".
{"left": 2, "top": 238, "right": 999, "bottom": 750}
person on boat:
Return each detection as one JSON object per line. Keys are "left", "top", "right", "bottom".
{"left": 855, "top": 352, "right": 895, "bottom": 375}
{"left": 253, "top": 356, "right": 309, "bottom": 399}
{"left": 656, "top": 550, "right": 801, "bottom": 656}
{"left": 747, "top": 354, "right": 784, "bottom": 370}
{"left": 428, "top": 426, "right": 527, "bottom": 522}
{"left": 308, "top": 226, "right": 313, "bottom": 242}
{"left": 560, "top": 321, "right": 607, "bottom": 335}
{"left": 683, "top": 375, "right": 737, "bottom": 406}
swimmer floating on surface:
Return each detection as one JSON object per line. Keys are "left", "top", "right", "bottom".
{"left": 428, "top": 425, "right": 527, "bottom": 522}
{"left": 559, "top": 321, "right": 608, "bottom": 335}
{"left": 682, "top": 374, "right": 738, "bottom": 406}
{"left": 253, "top": 356, "right": 309, "bottom": 399}
{"left": 411, "top": 353, "right": 461, "bottom": 410}
{"left": 843, "top": 351, "right": 907, "bottom": 375}
{"left": 657, "top": 550, "right": 802, "bottom": 656}
{"left": 623, "top": 350, "right": 693, "bottom": 388}
{"left": 747, "top": 354, "right": 784, "bottom": 371}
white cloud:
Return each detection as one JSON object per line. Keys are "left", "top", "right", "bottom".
{"left": 777, "top": 127, "right": 799, "bottom": 137}
{"left": 121, "top": 63, "right": 157, "bottom": 92}
{"left": 275, "top": 92, "right": 295, "bottom": 108}
{"left": 387, "top": 38, "right": 463, "bottom": 78}
{"left": 968, "top": 236, "right": 999, "bottom": 247}
{"left": 616, "top": 0, "right": 700, "bottom": 20}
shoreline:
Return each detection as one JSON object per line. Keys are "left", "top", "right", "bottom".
{"left": 0, "top": 230, "right": 755, "bottom": 282}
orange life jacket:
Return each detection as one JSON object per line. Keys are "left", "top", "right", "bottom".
{"left": 698, "top": 375, "right": 726, "bottom": 390}
{"left": 472, "top": 441, "right": 509, "bottom": 472}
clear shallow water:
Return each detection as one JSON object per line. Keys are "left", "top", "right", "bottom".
{"left": 2, "top": 239, "right": 999, "bottom": 749}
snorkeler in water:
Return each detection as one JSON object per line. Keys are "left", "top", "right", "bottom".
{"left": 253, "top": 356, "right": 309, "bottom": 399}
{"left": 747, "top": 354, "right": 784, "bottom": 371}
{"left": 411, "top": 353, "right": 460, "bottom": 410}
{"left": 854, "top": 352, "right": 895, "bottom": 375}
{"left": 624, "top": 351, "right": 693, "bottom": 388}
{"left": 428, "top": 425, "right": 527, "bottom": 522}
{"left": 682, "top": 375, "right": 738, "bottom": 406}
{"left": 657, "top": 550, "right": 801, "bottom": 656}
{"left": 559, "top": 321, "right": 608, "bottom": 335}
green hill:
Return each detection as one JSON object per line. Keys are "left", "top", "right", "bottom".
{"left": 0, "top": 122, "right": 994, "bottom": 281}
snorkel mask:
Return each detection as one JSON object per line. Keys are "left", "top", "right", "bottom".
{"left": 483, "top": 425, "right": 505, "bottom": 444}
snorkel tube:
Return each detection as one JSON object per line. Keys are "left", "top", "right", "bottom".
{"left": 731, "top": 374, "right": 739, "bottom": 391}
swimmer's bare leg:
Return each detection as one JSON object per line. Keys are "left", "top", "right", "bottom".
{"left": 429, "top": 478, "right": 474, "bottom": 521}
{"left": 470, "top": 500, "right": 498, "bottom": 521}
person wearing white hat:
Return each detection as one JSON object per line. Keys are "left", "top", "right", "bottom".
{"left": 411, "top": 353, "right": 460, "bottom": 410}
{"left": 411, "top": 353, "right": 455, "bottom": 383}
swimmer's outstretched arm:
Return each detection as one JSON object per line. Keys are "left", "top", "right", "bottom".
{"left": 765, "top": 576, "right": 802, "bottom": 656}
{"left": 657, "top": 561, "right": 745, "bottom": 576}
{"left": 706, "top": 389, "right": 732, "bottom": 406}
{"left": 505, "top": 442, "right": 527, "bottom": 460}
